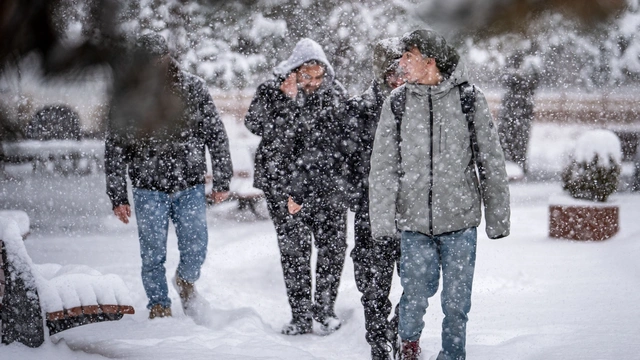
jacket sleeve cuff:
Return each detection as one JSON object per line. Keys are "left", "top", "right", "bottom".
{"left": 488, "top": 233, "right": 509, "bottom": 240}
{"left": 209, "top": 177, "right": 231, "bottom": 193}
{"left": 373, "top": 235, "right": 395, "bottom": 244}
{"left": 111, "top": 198, "right": 130, "bottom": 210}
{"left": 210, "top": 184, "right": 230, "bottom": 193}
{"left": 290, "top": 193, "right": 305, "bottom": 206}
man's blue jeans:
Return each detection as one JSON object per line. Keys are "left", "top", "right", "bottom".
{"left": 398, "top": 228, "right": 477, "bottom": 360}
{"left": 132, "top": 184, "right": 208, "bottom": 309}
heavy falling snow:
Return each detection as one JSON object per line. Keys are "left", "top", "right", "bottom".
{"left": 1, "top": 119, "right": 640, "bottom": 359}
{"left": 2, "top": 1, "right": 640, "bottom": 360}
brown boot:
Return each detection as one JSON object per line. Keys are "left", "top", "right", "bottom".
{"left": 148, "top": 304, "right": 172, "bottom": 319}
{"left": 400, "top": 340, "right": 421, "bottom": 360}
{"left": 174, "top": 273, "right": 197, "bottom": 312}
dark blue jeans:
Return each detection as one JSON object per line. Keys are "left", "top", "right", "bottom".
{"left": 132, "top": 184, "right": 208, "bottom": 309}
{"left": 398, "top": 228, "right": 477, "bottom": 360}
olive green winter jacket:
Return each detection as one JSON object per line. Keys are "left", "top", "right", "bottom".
{"left": 368, "top": 62, "right": 510, "bottom": 240}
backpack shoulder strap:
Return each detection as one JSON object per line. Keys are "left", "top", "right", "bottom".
{"left": 459, "top": 82, "right": 475, "bottom": 115}
{"left": 389, "top": 85, "right": 407, "bottom": 177}
{"left": 390, "top": 86, "right": 407, "bottom": 138}
{"left": 458, "top": 82, "right": 486, "bottom": 181}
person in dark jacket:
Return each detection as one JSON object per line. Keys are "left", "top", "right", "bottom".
{"left": 245, "top": 38, "right": 349, "bottom": 336}
{"left": 345, "top": 37, "right": 404, "bottom": 360}
{"left": 105, "top": 34, "right": 232, "bottom": 319}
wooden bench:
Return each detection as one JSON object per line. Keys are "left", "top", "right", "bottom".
{"left": 228, "top": 170, "right": 265, "bottom": 215}
{"left": 206, "top": 170, "right": 265, "bottom": 216}
{"left": 206, "top": 140, "right": 265, "bottom": 217}
{"left": 1, "top": 140, "right": 103, "bottom": 175}
{"left": 607, "top": 125, "right": 640, "bottom": 190}
{"left": 41, "top": 274, "right": 136, "bottom": 336}
{"left": 0, "top": 216, "right": 135, "bottom": 347}
{"left": 608, "top": 125, "right": 640, "bottom": 162}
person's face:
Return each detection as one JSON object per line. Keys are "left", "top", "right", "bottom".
{"left": 296, "top": 64, "right": 325, "bottom": 94}
{"left": 398, "top": 47, "right": 438, "bottom": 84}
{"left": 385, "top": 68, "right": 405, "bottom": 89}
{"left": 148, "top": 53, "right": 173, "bottom": 79}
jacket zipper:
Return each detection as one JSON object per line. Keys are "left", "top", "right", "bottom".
{"left": 428, "top": 88, "right": 434, "bottom": 237}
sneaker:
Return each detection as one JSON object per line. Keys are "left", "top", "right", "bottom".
{"left": 318, "top": 315, "right": 342, "bottom": 333}
{"left": 371, "top": 339, "right": 393, "bottom": 360}
{"left": 312, "top": 306, "right": 342, "bottom": 334}
{"left": 281, "top": 319, "right": 312, "bottom": 335}
{"left": 384, "top": 323, "right": 400, "bottom": 358}
{"left": 400, "top": 340, "right": 421, "bottom": 360}
{"left": 148, "top": 304, "right": 172, "bottom": 319}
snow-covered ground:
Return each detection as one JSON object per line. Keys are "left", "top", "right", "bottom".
{"left": 1, "top": 121, "right": 640, "bottom": 359}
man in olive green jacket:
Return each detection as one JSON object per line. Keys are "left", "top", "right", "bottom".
{"left": 369, "top": 29, "right": 510, "bottom": 360}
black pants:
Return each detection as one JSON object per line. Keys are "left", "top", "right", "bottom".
{"left": 265, "top": 191, "right": 348, "bottom": 324}
{"left": 351, "top": 204, "right": 400, "bottom": 345}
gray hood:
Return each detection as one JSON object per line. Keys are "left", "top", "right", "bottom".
{"left": 273, "top": 38, "right": 335, "bottom": 82}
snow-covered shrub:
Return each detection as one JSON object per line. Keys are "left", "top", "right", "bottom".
{"left": 562, "top": 129, "right": 622, "bottom": 202}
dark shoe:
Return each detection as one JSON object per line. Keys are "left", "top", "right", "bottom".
{"left": 281, "top": 319, "right": 312, "bottom": 335}
{"left": 400, "top": 340, "right": 421, "bottom": 360}
{"left": 385, "top": 321, "right": 400, "bottom": 358}
{"left": 148, "top": 304, "right": 172, "bottom": 319}
{"left": 371, "top": 339, "right": 393, "bottom": 360}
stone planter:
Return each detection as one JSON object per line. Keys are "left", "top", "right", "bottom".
{"left": 549, "top": 194, "right": 619, "bottom": 241}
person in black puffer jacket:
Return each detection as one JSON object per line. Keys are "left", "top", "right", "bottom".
{"left": 345, "top": 37, "right": 404, "bottom": 360}
{"left": 105, "top": 34, "right": 232, "bottom": 319}
{"left": 245, "top": 38, "right": 349, "bottom": 336}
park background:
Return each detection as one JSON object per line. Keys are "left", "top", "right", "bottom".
{"left": 1, "top": 1, "right": 640, "bottom": 359}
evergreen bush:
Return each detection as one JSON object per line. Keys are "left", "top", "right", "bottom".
{"left": 562, "top": 130, "right": 622, "bottom": 202}
{"left": 562, "top": 155, "right": 621, "bottom": 202}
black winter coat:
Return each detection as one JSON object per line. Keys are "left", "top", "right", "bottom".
{"left": 288, "top": 80, "right": 349, "bottom": 208}
{"left": 244, "top": 79, "right": 303, "bottom": 195}
{"left": 245, "top": 78, "right": 349, "bottom": 209}
{"left": 105, "top": 70, "right": 233, "bottom": 208}
{"left": 344, "top": 81, "right": 386, "bottom": 212}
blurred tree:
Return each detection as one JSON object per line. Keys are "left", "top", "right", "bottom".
{"left": 117, "top": 0, "right": 410, "bottom": 92}
{"left": 2, "top": 0, "right": 639, "bottom": 143}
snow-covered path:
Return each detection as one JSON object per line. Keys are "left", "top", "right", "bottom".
{"left": 2, "top": 123, "right": 640, "bottom": 359}
{"left": 3, "top": 180, "right": 640, "bottom": 360}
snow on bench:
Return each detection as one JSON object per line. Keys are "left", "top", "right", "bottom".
{"left": 1, "top": 140, "right": 104, "bottom": 175}
{"left": 36, "top": 264, "right": 135, "bottom": 336}
{"left": 0, "top": 210, "right": 30, "bottom": 239}
{"left": 0, "top": 216, "right": 134, "bottom": 347}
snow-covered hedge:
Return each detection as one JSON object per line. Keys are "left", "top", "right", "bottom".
{"left": 562, "top": 129, "right": 622, "bottom": 202}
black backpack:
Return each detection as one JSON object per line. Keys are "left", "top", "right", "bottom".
{"left": 389, "top": 82, "right": 486, "bottom": 181}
